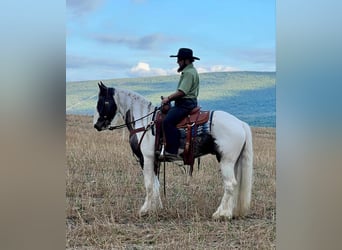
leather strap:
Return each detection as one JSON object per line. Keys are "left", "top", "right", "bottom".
{"left": 130, "top": 123, "right": 153, "bottom": 150}
{"left": 130, "top": 127, "right": 146, "bottom": 136}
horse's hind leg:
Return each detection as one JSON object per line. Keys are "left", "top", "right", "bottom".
{"left": 213, "top": 160, "right": 237, "bottom": 220}
{"left": 139, "top": 157, "right": 163, "bottom": 216}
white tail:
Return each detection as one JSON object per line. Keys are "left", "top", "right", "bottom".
{"left": 234, "top": 122, "right": 253, "bottom": 217}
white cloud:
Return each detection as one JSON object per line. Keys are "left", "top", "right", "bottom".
{"left": 196, "top": 67, "right": 208, "bottom": 74}
{"left": 130, "top": 62, "right": 169, "bottom": 77}
{"left": 131, "top": 62, "right": 150, "bottom": 72}
{"left": 197, "top": 65, "right": 239, "bottom": 73}
{"left": 129, "top": 62, "right": 240, "bottom": 78}
{"left": 211, "top": 65, "right": 239, "bottom": 72}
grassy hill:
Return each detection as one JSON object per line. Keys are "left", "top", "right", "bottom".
{"left": 66, "top": 71, "right": 275, "bottom": 127}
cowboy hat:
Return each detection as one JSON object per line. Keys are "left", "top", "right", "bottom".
{"left": 170, "top": 48, "right": 200, "bottom": 60}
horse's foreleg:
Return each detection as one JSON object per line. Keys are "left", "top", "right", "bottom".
{"left": 213, "top": 161, "right": 237, "bottom": 220}
{"left": 139, "top": 157, "right": 162, "bottom": 216}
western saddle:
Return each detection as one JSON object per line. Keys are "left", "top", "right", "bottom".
{"left": 154, "top": 105, "right": 210, "bottom": 175}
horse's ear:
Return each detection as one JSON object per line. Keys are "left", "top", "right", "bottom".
{"left": 100, "top": 81, "right": 107, "bottom": 88}
{"left": 98, "top": 81, "right": 107, "bottom": 90}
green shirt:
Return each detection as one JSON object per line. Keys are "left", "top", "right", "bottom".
{"left": 177, "top": 64, "right": 199, "bottom": 99}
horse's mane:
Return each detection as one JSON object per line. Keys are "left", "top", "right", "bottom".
{"left": 115, "top": 87, "right": 154, "bottom": 109}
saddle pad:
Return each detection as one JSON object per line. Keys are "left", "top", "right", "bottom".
{"left": 178, "top": 122, "right": 209, "bottom": 139}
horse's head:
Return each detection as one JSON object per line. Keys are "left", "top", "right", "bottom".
{"left": 93, "top": 82, "right": 117, "bottom": 131}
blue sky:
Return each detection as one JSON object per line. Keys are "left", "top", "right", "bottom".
{"left": 66, "top": 0, "right": 275, "bottom": 82}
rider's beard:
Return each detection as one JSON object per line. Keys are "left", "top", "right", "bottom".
{"left": 177, "top": 64, "right": 186, "bottom": 73}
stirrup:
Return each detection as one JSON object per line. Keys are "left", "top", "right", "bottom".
{"left": 160, "top": 145, "right": 165, "bottom": 157}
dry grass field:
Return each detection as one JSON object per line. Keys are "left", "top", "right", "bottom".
{"left": 66, "top": 115, "right": 275, "bottom": 249}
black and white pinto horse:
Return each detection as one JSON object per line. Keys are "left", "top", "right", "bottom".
{"left": 94, "top": 82, "right": 253, "bottom": 219}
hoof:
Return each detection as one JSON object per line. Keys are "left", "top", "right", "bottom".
{"left": 138, "top": 210, "right": 149, "bottom": 217}
{"left": 212, "top": 211, "right": 232, "bottom": 221}
{"left": 138, "top": 206, "right": 149, "bottom": 217}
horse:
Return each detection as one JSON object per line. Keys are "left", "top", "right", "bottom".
{"left": 93, "top": 81, "right": 253, "bottom": 219}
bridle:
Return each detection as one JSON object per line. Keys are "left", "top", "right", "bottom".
{"left": 97, "top": 87, "right": 116, "bottom": 125}
{"left": 108, "top": 107, "right": 158, "bottom": 131}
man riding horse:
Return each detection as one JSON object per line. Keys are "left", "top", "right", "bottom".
{"left": 93, "top": 48, "right": 253, "bottom": 219}
{"left": 161, "top": 48, "right": 200, "bottom": 160}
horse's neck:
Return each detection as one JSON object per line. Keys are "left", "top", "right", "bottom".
{"left": 115, "top": 88, "right": 155, "bottom": 128}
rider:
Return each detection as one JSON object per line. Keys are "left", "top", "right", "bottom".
{"left": 161, "top": 48, "right": 200, "bottom": 159}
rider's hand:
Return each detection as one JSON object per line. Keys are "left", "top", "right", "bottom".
{"left": 161, "top": 96, "right": 170, "bottom": 104}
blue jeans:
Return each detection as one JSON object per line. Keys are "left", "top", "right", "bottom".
{"left": 163, "top": 98, "right": 197, "bottom": 154}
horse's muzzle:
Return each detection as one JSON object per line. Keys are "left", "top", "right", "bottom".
{"left": 94, "top": 123, "right": 102, "bottom": 131}
{"left": 94, "top": 120, "right": 106, "bottom": 131}
{"left": 94, "top": 119, "right": 111, "bottom": 131}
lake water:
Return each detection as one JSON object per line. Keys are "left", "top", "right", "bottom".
{"left": 199, "top": 86, "right": 275, "bottom": 127}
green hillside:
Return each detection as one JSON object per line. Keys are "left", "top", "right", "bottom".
{"left": 66, "top": 71, "right": 275, "bottom": 116}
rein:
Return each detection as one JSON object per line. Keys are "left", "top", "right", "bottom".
{"left": 108, "top": 107, "right": 158, "bottom": 131}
